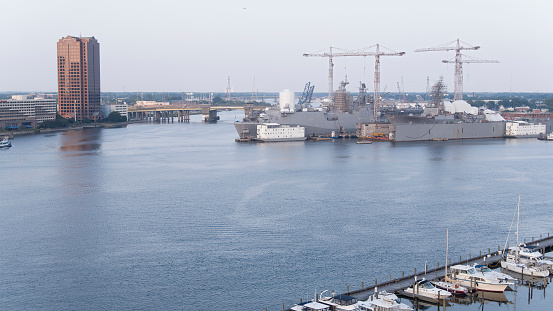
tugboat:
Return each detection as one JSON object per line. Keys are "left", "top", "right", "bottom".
{"left": 0, "top": 136, "right": 12, "bottom": 148}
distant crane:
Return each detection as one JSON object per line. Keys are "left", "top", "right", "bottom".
{"left": 415, "top": 39, "right": 499, "bottom": 101}
{"left": 303, "top": 44, "right": 405, "bottom": 120}
{"left": 297, "top": 82, "right": 315, "bottom": 107}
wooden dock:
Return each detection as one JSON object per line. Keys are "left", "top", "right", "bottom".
{"left": 347, "top": 233, "right": 553, "bottom": 300}
{"left": 282, "top": 233, "right": 553, "bottom": 311}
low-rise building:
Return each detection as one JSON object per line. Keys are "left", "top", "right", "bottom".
{"left": 101, "top": 101, "right": 128, "bottom": 120}
{"left": 0, "top": 95, "right": 57, "bottom": 130}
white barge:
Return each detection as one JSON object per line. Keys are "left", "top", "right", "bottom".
{"left": 256, "top": 123, "right": 306, "bottom": 142}
{"left": 505, "top": 121, "right": 546, "bottom": 138}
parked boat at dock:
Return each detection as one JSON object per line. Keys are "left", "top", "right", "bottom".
{"left": 399, "top": 279, "right": 452, "bottom": 300}
{"left": 357, "top": 293, "right": 412, "bottom": 311}
{"left": 431, "top": 279, "right": 469, "bottom": 295}
{"left": 449, "top": 264, "right": 512, "bottom": 292}
{"left": 538, "top": 132, "right": 553, "bottom": 140}
{"left": 318, "top": 293, "right": 360, "bottom": 311}
{"left": 472, "top": 264, "right": 516, "bottom": 282}
{"left": 291, "top": 301, "right": 332, "bottom": 311}
{"left": 500, "top": 196, "right": 550, "bottom": 277}
{"left": 511, "top": 245, "right": 553, "bottom": 271}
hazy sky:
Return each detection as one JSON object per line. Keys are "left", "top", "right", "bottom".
{"left": 2, "top": 0, "right": 553, "bottom": 93}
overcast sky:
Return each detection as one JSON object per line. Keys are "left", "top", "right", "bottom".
{"left": 2, "top": 0, "right": 552, "bottom": 93}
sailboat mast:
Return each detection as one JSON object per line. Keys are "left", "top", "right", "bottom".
{"left": 445, "top": 228, "right": 449, "bottom": 279}
{"left": 515, "top": 194, "right": 520, "bottom": 263}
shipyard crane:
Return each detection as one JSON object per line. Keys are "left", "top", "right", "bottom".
{"left": 415, "top": 39, "right": 499, "bottom": 101}
{"left": 303, "top": 44, "right": 405, "bottom": 120}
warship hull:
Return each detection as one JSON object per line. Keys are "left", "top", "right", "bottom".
{"left": 234, "top": 107, "right": 372, "bottom": 139}
{"left": 392, "top": 121, "right": 506, "bottom": 142}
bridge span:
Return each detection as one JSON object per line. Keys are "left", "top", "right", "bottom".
{"left": 128, "top": 104, "right": 265, "bottom": 122}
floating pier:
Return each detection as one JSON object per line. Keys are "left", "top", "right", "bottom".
{"left": 282, "top": 233, "right": 553, "bottom": 311}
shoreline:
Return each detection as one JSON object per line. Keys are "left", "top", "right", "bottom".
{"left": 2, "top": 120, "right": 146, "bottom": 137}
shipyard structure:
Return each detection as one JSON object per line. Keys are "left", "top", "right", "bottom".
{"left": 234, "top": 40, "right": 551, "bottom": 142}
{"left": 235, "top": 78, "right": 511, "bottom": 142}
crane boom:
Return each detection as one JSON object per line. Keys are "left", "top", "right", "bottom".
{"left": 304, "top": 44, "right": 405, "bottom": 121}
{"left": 442, "top": 59, "right": 499, "bottom": 64}
{"left": 415, "top": 39, "right": 498, "bottom": 101}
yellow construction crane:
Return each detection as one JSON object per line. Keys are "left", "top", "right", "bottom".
{"left": 304, "top": 44, "right": 405, "bottom": 120}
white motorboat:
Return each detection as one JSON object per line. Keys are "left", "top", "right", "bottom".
{"left": 449, "top": 264, "right": 512, "bottom": 292}
{"left": 473, "top": 264, "right": 516, "bottom": 282}
{"left": 401, "top": 279, "right": 452, "bottom": 300}
{"left": 500, "top": 259, "right": 549, "bottom": 278}
{"left": 357, "top": 295, "right": 412, "bottom": 311}
{"left": 431, "top": 279, "right": 469, "bottom": 295}
{"left": 500, "top": 196, "right": 550, "bottom": 277}
{"left": 510, "top": 244, "right": 553, "bottom": 271}
{"left": 291, "top": 301, "right": 332, "bottom": 311}
{"left": 318, "top": 293, "right": 360, "bottom": 311}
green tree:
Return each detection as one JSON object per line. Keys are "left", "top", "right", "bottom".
{"left": 543, "top": 98, "right": 553, "bottom": 111}
{"left": 107, "top": 111, "right": 123, "bottom": 122}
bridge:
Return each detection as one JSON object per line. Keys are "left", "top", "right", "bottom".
{"left": 128, "top": 104, "right": 265, "bottom": 122}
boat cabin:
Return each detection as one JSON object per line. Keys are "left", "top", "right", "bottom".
{"left": 291, "top": 302, "right": 332, "bottom": 311}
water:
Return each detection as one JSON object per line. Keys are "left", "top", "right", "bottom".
{"left": 1, "top": 111, "right": 553, "bottom": 310}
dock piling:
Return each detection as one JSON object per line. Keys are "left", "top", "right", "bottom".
{"left": 362, "top": 282, "right": 364, "bottom": 289}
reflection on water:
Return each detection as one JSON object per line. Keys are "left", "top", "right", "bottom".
{"left": 58, "top": 128, "right": 102, "bottom": 155}
{"left": 2, "top": 112, "right": 553, "bottom": 311}
{"left": 402, "top": 267, "right": 552, "bottom": 310}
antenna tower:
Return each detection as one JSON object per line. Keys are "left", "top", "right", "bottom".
{"left": 226, "top": 76, "right": 231, "bottom": 101}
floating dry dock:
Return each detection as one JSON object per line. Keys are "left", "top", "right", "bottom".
{"left": 283, "top": 233, "right": 553, "bottom": 311}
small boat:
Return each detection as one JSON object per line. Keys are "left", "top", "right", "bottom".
{"left": 357, "top": 292, "right": 412, "bottom": 311}
{"left": 537, "top": 132, "right": 553, "bottom": 140}
{"left": 473, "top": 264, "right": 516, "bottom": 282}
{"left": 431, "top": 279, "right": 469, "bottom": 295}
{"left": 291, "top": 301, "right": 332, "bottom": 311}
{"left": 318, "top": 293, "right": 359, "bottom": 311}
{"left": 449, "top": 264, "right": 513, "bottom": 292}
{"left": 500, "top": 196, "right": 550, "bottom": 277}
{"left": 400, "top": 279, "right": 452, "bottom": 300}
{"left": 0, "top": 136, "right": 12, "bottom": 148}
{"left": 508, "top": 244, "right": 553, "bottom": 271}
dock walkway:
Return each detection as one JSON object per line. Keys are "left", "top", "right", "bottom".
{"left": 347, "top": 234, "right": 553, "bottom": 300}
{"left": 283, "top": 233, "right": 553, "bottom": 310}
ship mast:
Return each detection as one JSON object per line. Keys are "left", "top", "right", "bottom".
{"left": 515, "top": 194, "right": 520, "bottom": 263}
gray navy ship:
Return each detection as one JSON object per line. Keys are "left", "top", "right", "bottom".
{"left": 234, "top": 80, "right": 508, "bottom": 142}
{"left": 234, "top": 81, "right": 374, "bottom": 139}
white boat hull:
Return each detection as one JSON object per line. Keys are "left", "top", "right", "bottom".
{"left": 500, "top": 261, "right": 550, "bottom": 277}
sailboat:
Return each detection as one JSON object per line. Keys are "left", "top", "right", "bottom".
{"left": 431, "top": 228, "right": 470, "bottom": 294}
{"left": 500, "top": 196, "right": 550, "bottom": 277}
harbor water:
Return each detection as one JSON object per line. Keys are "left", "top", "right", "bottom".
{"left": 1, "top": 111, "right": 553, "bottom": 310}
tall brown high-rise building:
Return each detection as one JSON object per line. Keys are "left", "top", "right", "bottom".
{"left": 57, "top": 36, "right": 101, "bottom": 121}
